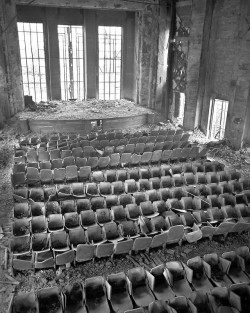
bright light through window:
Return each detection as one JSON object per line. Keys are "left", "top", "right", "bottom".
{"left": 17, "top": 22, "right": 47, "bottom": 103}
{"left": 98, "top": 26, "right": 122, "bottom": 100}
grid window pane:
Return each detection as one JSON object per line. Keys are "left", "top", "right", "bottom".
{"left": 58, "top": 25, "right": 85, "bottom": 101}
{"left": 98, "top": 26, "right": 122, "bottom": 100}
{"left": 17, "top": 22, "right": 47, "bottom": 103}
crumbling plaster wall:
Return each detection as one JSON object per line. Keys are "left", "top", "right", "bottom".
{"left": 181, "top": 0, "right": 250, "bottom": 148}
{"left": 0, "top": 0, "right": 24, "bottom": 126}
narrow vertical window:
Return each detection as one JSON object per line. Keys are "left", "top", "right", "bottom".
{"left": 98, "top": 26, "right": 122, "bottom": 100}
{"left": 58, "top": 25, "right": 85, "bottom": 100}
{"left": 17, "top": 22, "right": 47, "bottom": 103}
{"left": 207, "top": 99, "right": 229, "bottom": 140}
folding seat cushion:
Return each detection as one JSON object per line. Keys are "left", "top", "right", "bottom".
{"left": 86, "top": 225, "right": 105, "bottom": 245}
{"left": 92, "top": 171, "right": 105, "bottom": 183}
{"left": 151, "top": 150, "right": 162, "bottom": 164}
{"left": 140, "top": 201, "right": 158, "bottom": 218}
{"left": 26, "top": 167, "right": 40, "bottom": 185}
{"left": 119, "top": 194, "right": 133, "bottom": 207}
{"left": 96, "top": 240, "right": 114, "bottom": 259}
{"left": 105, "top": 195, "right": 118, "bottom": 209}
{"left": 61, "top": 200, "right": 76, "bottom": 214}
{"left": 66, "top": 165, "right": 78, "bottom": 182}
{"left": 146, "top": 136, "right": 156, "bottom": 144}
{"left": 79, "top": 166, "right": 91, "bottom": 181}
{"left": 183, "top": 172, "right": 196, "bottom": 185}
{"left": 144, "top": 143, "right": 154, "bottom": 153}
{"left": 138, "top": 136, "right": 147, "bottom": 144}
{"left": 31, "top": 202, "right": 45, "bottom": 216}
{"left": 83, "top": 146, "right": 96, "bottom": 157}
{"left": 72, "top": 182, "right": 85, "bottom": 198}
{"left": 64, "top": 282, "right": 86, "bottom": 313}
{"left": 32, "top": 233, "right": 50, "bottom": 253}
{"left": 13, "top": 187, "right": 29, "bottom": 201}
{"left": 127, "top": 267, "right": 155, "bottom": 307}
{"left": 61, "top": 149, "right": 72, "bottom": 159}
{"left": 49, "top": 149, "right": 61, "bottom": 161}
{"left": 30, "top": 188, "right": 44, "bottom": 202}
{"left": 14, "top": 155, "right": 26, "bottom": 163}
{"left": 13, "top": 163, "right": 26, "bottom": 174}
{"left": 107, "top": 272, "right": 133, "bottom": 313}
{"left": 188, "top": 146, "right": 200, "bottom": 160}
{"left": 220, "top": 194, "right": 236, "bottom": 206}
{"left": 27, "top": 150, "right": 38, "bottom": 163}
{"left": 120, "top": 153, "right": 132, "bottom": 167}
{"left": 207, "top": 195, "right": 224, "bottom": 208}
{"left": 62, "top": 156, "right": 75, "bottom": 168}
{"left": 109, "top": 153, "right": 120, "bottom": 168}
{"left": 85, "top": 276, "right": 110, "bottom": 313}
{"left": 126, "top": 203, "right": 141, "bottom": 220}
{"left": 135, "top": 143, "right": 146, "bottom": 154}
{"left": 12, "top": 292, "right": 39, "bottom": 313}
{"left": 52, "top": 158, "right": 63, "bottom": 169}
{"left": 150, "top": 167, "right": 161, "bottom": 178}
{"left": 112, "top": 181, "right": 125, "bottom": 195}
{"left": 173, "top": 134, "right": 182, "bottom": 142}
{"left": 146, "top": 189, "right": 160, "bottom": 202}
{"left": 91, "top": 197, "right": 105, "bottom": 211}
{"left": 53, "top": 168, "right": 65, "bottom": 183}
{"left": 162, "top": 141, "right": 173, "bottom": 150}
{"left": 170, "top": 148, "right": 182, "bottom": 161}
{"left": 99, "top": 182, "right": 112, "bottom": 196}
{"left": 80, "top": 140, "right": 90, "bottom": 148}
{"left": 141, "top": 152, "right": 152, "bottom": 165}
{"left": 206, "top": 172, "right": 219, "bottom": 184}
{"left": 149, "top": 177, "right": 161, "bottom": 190}
{"left": 104, "top": 146, "right": 115, "bottom": 156}
{"left": 128, "top": 169, "right": 140, "bottom": 180}
{"left": 37, "top": 287, "right": 63, "bottom": 313}
{"left": 105, "top": 169, "right": 117, "bottom": 183}
{"left": 115, "top": 145, "right": 126, "bottom": 154}
{"left": 149, "top": 266, "right": 174, "bottom": 301}
{"left": 230, "top": 283, "right": 250, "bottom": 313}
{"left": 138, "top": 179, "right": 151, "bottom": 191}
{"left": 77, "top": 199, "right": 91, "bottom": 213}
{"left": 86, "top": 182, "right": 99, "bottom": 196}
{"left": 125, "top": 179, "right": 139, "bottom": 193}
{"left": 239, "top": 178, "right": 250, "bottom": 190}
{"left": 96, "top": 209, "right": 112, "bottom": 225}
{"left": 131, "top": 154, "right": 142, "bottom": 166}
{"left": 89, "top": 139, "right": 100, "bottom": 149}
{"left": 31, "top": 215, "right": 47, "bottom": 234}
{"left": 45, "top": 201, "right": 61, "bottom": 217}
{"left": 235, "top": 203, "right": 250, "bottom": 223}
{"left": 230, "top": 180, "right": 243, "bottom": 193}
{"left": 160, "top": 176, "right": 174, "bottom": 189}
{"left": 133, "top": 192, "right": 147, "bottom": 205}
{"left": 12, "top": 172, "right": 26, "bottom": 186}
{"left": 40, "top": 169, "right": 53, "bottom": 184}
{"left": 48, "top": 214, "right": 64, "bottom": 232}
{"left": 158, "top": 188, "right": 172, "bottom": 202}
{"left": 111, "top": 205, "right": 126, "bottom": 222}
{"left": 161, "top": 150, "right": 172, "bottom": 163}
{"left": 129, "top": 137, "right": 139, "bottom": 144}
{"left": 125, "top": 144, "right": 135, "bottom": 153}
{"left": 80, "top": 210, "right": 96, "bottom": 228}
{"left": 64, "top": 212, "right": 80, "bottom": 229}
{"left": 71, "top": 147, "right": 83, "bottom": 159}
{"left": 76, "top": 157, "right": 87, "bottom": 169}
{"left": 98, "top": 156, "right": 110, "bottom": 169}
{"left": 43, "top": 186, "right": 57, "bottom": 201}
{"left": 104, "top": 222, "right": 123, "bottom": 242}
{"left": 110, "top": 139, "right": 120, "bottom": 147}
{"left": 156, "top": 135, "right": 165, "bottom": 143}
{"left": 222, "top": 251, "right": 250, "bottom": 284}
{"left": 139, "top": 168, "right": 151, "bottom": 180}
{"left": 196, "top": 172, "right": 207, "bottom": 184}
{"left": 171, "top": 187, "right": 186, "bottom": 200}
{"left": 86, "top": 157, "right": 98, "bottom": 170}
{"left": 117, "top": 169, "right": 128, "bottom": 181}
{"left": 57, "top": 184, "right": 72, "bottom": 199}
{"left": 171, "top": 141, "right": 181, "bottom": 149}
{"left": 13, "top": 218, "right": 31, "bottom": 236}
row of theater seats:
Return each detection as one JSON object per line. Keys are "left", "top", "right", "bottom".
{"left": 11, "top": 199, "right": 250, "bottom": 270}
{"left": 18, "top": 128, "right": 185, "bottom": 146}
{"left": 11, "top": 247, "right": 250, "bottom": 313}
{"left": 11, "top": 149, "right": 210, "bottom": 186}
{"left": 19, "top": 133, "right": 191, "bottom": 151}
{"left": 14, "top": 140, "right": 193, "bottom": 165}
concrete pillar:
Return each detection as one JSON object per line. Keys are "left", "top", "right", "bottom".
{"left": 0, "top": 0, "right": 24, "bottom": 123}
{"left": 183, "top": 0, "right": 207, "bottom": 130}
